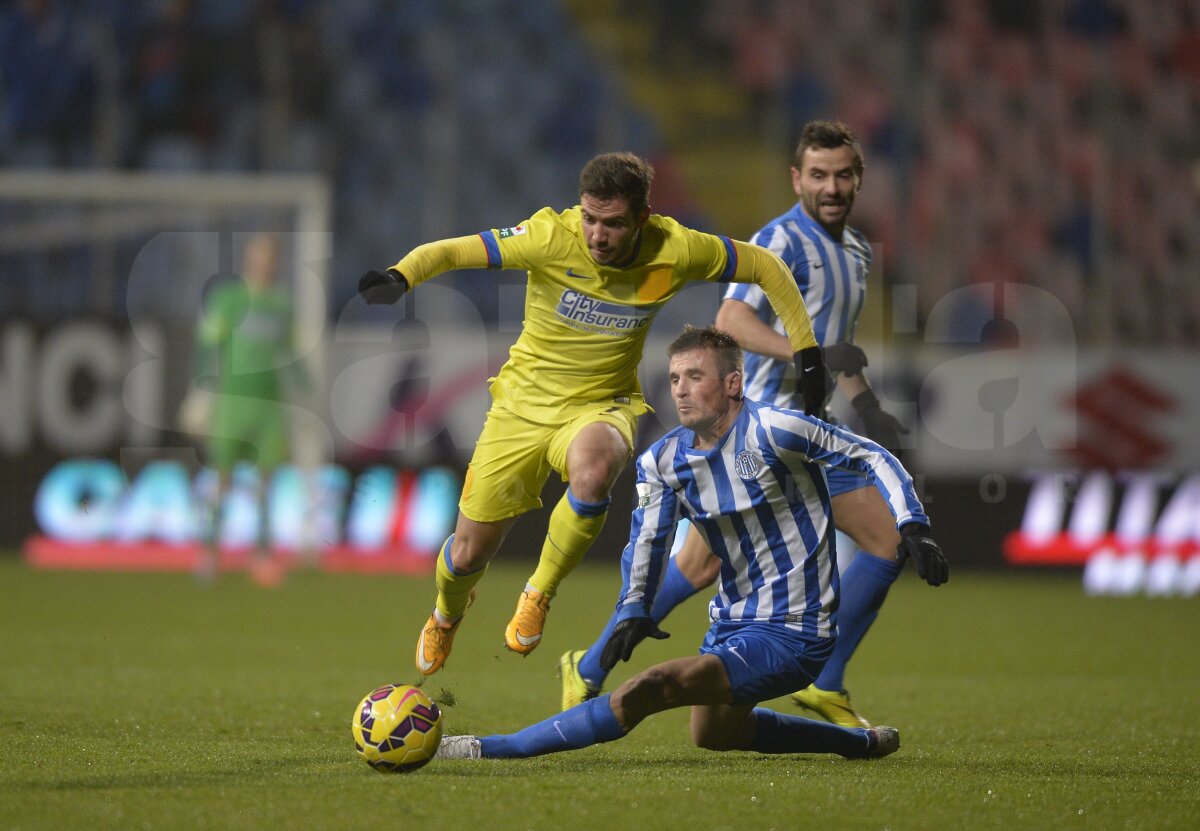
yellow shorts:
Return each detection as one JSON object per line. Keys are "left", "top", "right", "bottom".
{"left": 458, "top": 399, "right": 640, "bottom": 523}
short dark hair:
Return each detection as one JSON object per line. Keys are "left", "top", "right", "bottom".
{"left": 794, "top": 120, "right": 864, "bottom": 180}
{"left": 667, "top": 325, "right": 743, "bottom": 380}
{"left": 579, "top": 152, "right": 654, "bottom": 215}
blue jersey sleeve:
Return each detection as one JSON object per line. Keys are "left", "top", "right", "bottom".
{"left": 615, "top": 447, "right": 681, "bottom": 621}
{"left": 766, "top": 408, "right": 929, "bottom": 528}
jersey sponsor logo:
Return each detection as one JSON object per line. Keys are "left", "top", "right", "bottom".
{"left": 554, "top": 289, "right": 654, "bottom": 335}
{"left": 636, "top": 482, "right": 652, "bottom": 508}
{"left": 497, "top": 225, "right": 527, "bottom": 239}
{"left": 734, "top": 450, "right": 761, "bottom": 480}
{"left": 565, "top": 267, "right": 591, "bottom": 279}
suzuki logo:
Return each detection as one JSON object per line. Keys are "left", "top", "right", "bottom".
{"left": 1066, "top": 367, "right": 1175, "bottom": 469}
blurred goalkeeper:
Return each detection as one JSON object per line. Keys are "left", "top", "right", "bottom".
{"left": 437, "top": 327, "right": 945, "bottom": 762}
{"left": 191, "top": 233, "right": 304, "bottom": 586}
{"left": 359, "top": 152, "right": 827, "bottom": 676}
{"left": 562, "top": 121, "right": 947, "bottom": 728}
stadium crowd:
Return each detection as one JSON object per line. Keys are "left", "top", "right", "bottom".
{"left": 2, "top": 0, "right": 1197, "bottom": 344}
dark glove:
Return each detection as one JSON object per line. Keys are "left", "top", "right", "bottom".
{"left": 897, "top": 523, "right": 949, "bottom": 586}
{"left": 852, "top": 389, "right": 909, "bottom": 451}
{"left": 823, "top": 342, "right": 869, "bottom": 377}
{"left": 599, "top": 616, "right": 670, "bottom": 672}
{"left": 359, "top": 268, "right": 409, "bottom": 305}
{"left": 794, "top": 346, "right": 832, "bottom": 416}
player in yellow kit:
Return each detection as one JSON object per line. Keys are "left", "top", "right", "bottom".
{"left": 360, "top": 152, "right": 828, "bottom": 676}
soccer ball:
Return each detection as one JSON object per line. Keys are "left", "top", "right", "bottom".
{"left": 351, "top": 684, "right": 443, "bottom": 772}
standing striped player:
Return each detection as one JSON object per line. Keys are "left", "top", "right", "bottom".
{"left": 563, "top": 122, "right": 948, "bottom": 726}
{"left": 439, "top": 327, "right": 945, "bottom": 762}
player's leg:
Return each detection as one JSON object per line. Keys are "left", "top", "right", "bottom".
{"left": 198, "top": 400, "right": 241, "bottom": 583}
{"left": 247, "top": 403, "right": 289, "bottom": 587}
{"left": 197, "top": 466, "right": 230, "bottom": 583}
{"left": 792, "top": 479, "right": 902, "bottom": 726}
{"left": 653, "top": 522, "right": 721, "bottom": 620}
{"left": 418, "top": 407, "right": 548, "bottom": 675}
{"left": 416, "top": 513, "right": 517, "bottom": 675}
{"left": 692, "top": 621, "right": 897, "bottom": 758}
{"left": 715, "top": 707, "right": 898, "bottom": 758}
{"left": 508, "top": 409, "right": 635, "bottom": 655}
{"left": 461, "top": 654, "right": 728, "bottom": 759}
{"left": 445, "top": 634, "right": 895, "bottom": 760}
{"left": 568, "top": 523, "right": 719, "bottom": 706}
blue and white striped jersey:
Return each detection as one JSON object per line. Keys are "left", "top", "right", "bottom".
{"left": 724, "top": 205, "right": 871, "bottom": 406}
{"left": 616, "top": 399, "right": 927, "bottom": 638}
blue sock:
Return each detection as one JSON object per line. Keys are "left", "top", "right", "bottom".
{"left": 650, "top": 556, "right": 705, "bottom": 623}
{"left": 577, "top": 610, "right": 619, "bottom": 690}
{"left": 817, "top": 552, "right": 902, "bottom": 692}
{"left": 479, "top": 694, "right": 625, "bottom": 759}
{"left": 750, "top": 708, "right": 871, "bottom": 757}
{"left": 578, "top": 557, "right": 701, "bottom": 689}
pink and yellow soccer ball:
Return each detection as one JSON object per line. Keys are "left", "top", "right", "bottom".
{"left": 351, "top": 684, "right": 443, "bottom": 772}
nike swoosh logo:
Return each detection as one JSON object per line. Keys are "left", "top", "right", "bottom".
{"left": 565, "top": 268, "right": 591, "bottom": 279}
{"left": 515, "top": 631, "right": 542, "bottom": 646}
{"left": 811, "top": 262, "right": 823, "bottom": 269}
{"left": 727, "top": 646, "right": 751, "bottom": 668}
{"left": 417, "top": 631, "right": 436, "bottom": 672}
{"left": 553, "top": 720, "right": 567, "bottom": 741}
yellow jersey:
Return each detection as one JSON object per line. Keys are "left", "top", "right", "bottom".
{"left": 395, "top": 206, "right": 816, "bottom": 423}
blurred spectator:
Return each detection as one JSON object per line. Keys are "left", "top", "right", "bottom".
{"left": 129, "top": 0, "right": 201, "bottom": 167}
{"left": 0, "top": 0, "right": 95, "bottom": 166}
{"left": 1, "top": 0, "right": 1196, "bottom": 347}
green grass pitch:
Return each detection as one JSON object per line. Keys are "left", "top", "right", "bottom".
{"left": 1, "top": 556, "right": 1198, "bottom": 830}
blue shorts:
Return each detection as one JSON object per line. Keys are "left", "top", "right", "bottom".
{"left": 825, "top": 466, "right": 871, "bottom": 498}
{"left": 699, "top": 620, "right": 835, "bottom": 706}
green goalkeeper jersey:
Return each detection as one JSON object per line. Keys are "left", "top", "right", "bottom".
{"left": 194, "top": 279, "right": 296, "bottom": 401}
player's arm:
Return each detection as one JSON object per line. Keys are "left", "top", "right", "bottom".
{"left": 830, "top": 351, "right": 909, "bottom": 452}
{"left": 770, "top": 410, "right": 948, "bottom": 585}
{"left": 728, "top": 241, "right": 828, "bottom": 414}
{"left": 714, "top": 297, "right": 792, "bottom": 362}
{"left": 359, "top": 235, "right": 491, "bottom": 304}
{"left": 728, "top": 240, "right": 816, "bottom": 352}
{"left": 191, "top": 291, "right": 229, "bottom": 388}
{"left": 600, "top": 452, "right": 677, "bottom": 670}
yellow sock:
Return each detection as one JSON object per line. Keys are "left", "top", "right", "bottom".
{"left": 528, "top": 490, "right": 609, "bottom": 598}
{"left": 434, "top": 536, "right": 487, "bottom": 621}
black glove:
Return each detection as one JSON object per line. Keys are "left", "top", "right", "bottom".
{"left": 852, "top": 389, "right": 909, "bottom": 451}
{"left": 794, "top": 346, "right": 832, "bottom": 416}
{"left": 823, "top": 342, "right": 869, "bottom": 377}
{"left": 897, "top": 523, "right": 949, "bottom": 586}
{"left": 599, "top": 616, "right": 670, "bottom": 672}
{"left": 359, "top": 268, "right": 409, "bottom": 305}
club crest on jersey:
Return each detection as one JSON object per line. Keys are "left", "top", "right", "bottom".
{"left": 497, "top": 225, "right": 527, "bottom": 239}
{"left": 734, "top": 450, "right": 761, "bottom": 480}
